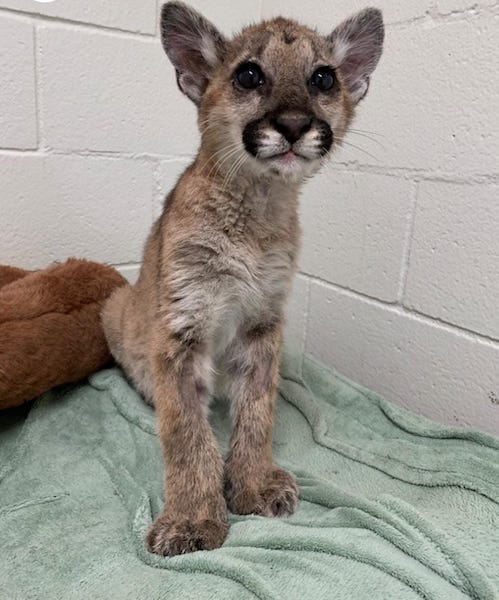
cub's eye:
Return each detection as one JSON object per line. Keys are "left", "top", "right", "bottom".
{"left": 310, "top": 66, "right": 336, "bottom": 92}
{"left": 234, "top": 62, "right": 265, "bottom": 89}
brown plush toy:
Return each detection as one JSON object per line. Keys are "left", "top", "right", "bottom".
{"left": 0, "top": 259, "right": 126, "bottom": 409}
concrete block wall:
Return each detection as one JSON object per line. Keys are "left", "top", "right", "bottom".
{"left": 1, "top": 1, "right": 498, "bottom": 434}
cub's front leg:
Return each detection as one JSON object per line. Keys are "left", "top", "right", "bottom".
{"left": 224, "top": 322, "right": 299, "bottom": 517}
{"left": 146, "top": 329, "right": 228, "bottom": 556}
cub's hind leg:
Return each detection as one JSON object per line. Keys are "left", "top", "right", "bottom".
{"left": 101, "top": 285, "right": 154, "bottom": 405}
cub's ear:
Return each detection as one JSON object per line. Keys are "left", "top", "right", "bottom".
{"left": 160, "top": 2, "right": 227, "bottom": 105}
{"left": 328, "top": 8, "right": 384, "bottom": 104}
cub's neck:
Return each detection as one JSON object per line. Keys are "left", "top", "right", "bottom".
{"left": 193, "top": 144, "right": 303, "bottom": 209}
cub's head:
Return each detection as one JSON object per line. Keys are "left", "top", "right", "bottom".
{"left": 160, "top": 2, "right": 384, "bottom": 181}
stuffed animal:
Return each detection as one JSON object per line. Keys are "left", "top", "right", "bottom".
{"left": 0, "top": 259, "right": 126, "bottom": 409}
{"left": 0, "top": 265, "right": 28, "bottom": 289}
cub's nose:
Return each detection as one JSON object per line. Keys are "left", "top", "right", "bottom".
{"left": 272, "top": 114, "right": 312, "bottom": 144}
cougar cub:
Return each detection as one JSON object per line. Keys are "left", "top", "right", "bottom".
{"left": 102, "top": 1, "right": 384, "bottom": 556}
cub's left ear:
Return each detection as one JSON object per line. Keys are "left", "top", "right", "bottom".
{"left": 160, "top": 2, "right": 227, "bottom": 105}
{"left": 328, "top": 8, "right": 384, "bottom": 104}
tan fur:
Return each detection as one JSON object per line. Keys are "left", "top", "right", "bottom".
{"left": 0, "top": 259, "right": 126, "bottom": 409}
{"left": 102, "top": 2, "right": 383, "bottom": 556}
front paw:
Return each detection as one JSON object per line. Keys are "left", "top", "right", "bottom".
{"left": 146, "top": 514, "right": 229, "bottom": 556}
{"left": 225, "top": 466, "right": 299, "bottom": 518}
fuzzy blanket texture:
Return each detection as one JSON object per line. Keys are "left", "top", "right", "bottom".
{"left": 1, "top": 349, "right": 498, "bottom": 600}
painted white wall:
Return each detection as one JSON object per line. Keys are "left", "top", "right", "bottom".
{"left": 1, "top": 0, "right": 498, "bottom": 434}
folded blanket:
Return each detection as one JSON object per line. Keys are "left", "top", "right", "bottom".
{"left": 1, "top": 350, "right": 498, "bottom": 599}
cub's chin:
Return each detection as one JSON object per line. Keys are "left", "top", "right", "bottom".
{"left": 260, "top": 152, "right": 322, "bottom": 180}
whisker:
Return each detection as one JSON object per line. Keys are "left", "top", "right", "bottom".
{"left": 198, "top": 142, "right": 241, "bottom": 175}
{"left": 220, "top": 155, "right": 240, "bottom": 192}
{"left": 349, "top": 128, "right": 385, "bottom": 139}
{"left": 198, "top": 115, "right": 225, "bottom": 128}
{"left": 348, "top": 130, "right": 385, "bottom": 149}
{"left": 338, "top": 139, "right": 380, "bottom": 162}
{"left": 227, "top": 155, "right": 248, "bottom": 192}
{"left": 207, "top": 146, "right": 244, "bottom": 179}
{"left": 224, "top": 151, "right": 245, "bottom": 183}
{"left": 221, "top": 152, "right": 247, "bottom": 194}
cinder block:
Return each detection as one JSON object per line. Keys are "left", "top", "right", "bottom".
{"left": 0, "top": 0, "right": 157, "bottom": 34}
{"left": 0, "top": 15, "right": 37, "bottom": 149}
{"left": 0, "top": 155, "right": 153, "bottom": 269}
{"left": 307, "top": 281, "right": 499, "bottom": 435}
{"left": 262, "top": 0, "right": 434, "bottom": 27}
{"left": 299, "top": 170, "right": 412, "bottom": 302}
{"left": 39, "top": 25, "right": 199, "bottom": 154}
{"left": 404, "top": 181, "right": 499, "bottom": 339}
{"left": 262, "top": 0, "right": 496, "bottom": 27}
{"left": 284, "top": 274, "right": 309, "bottom": 355}
{"left": 343, "top": 15, "right": 499, "bottom": 175}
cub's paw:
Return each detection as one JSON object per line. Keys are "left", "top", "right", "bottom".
{"left": 146, "top": 515, "right": 228, "bottom": 556}
{"left": 225, "top": 466, "right": 299, "bottom": 518}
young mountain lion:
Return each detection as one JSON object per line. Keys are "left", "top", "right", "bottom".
{"left": 102, "top": 1, "right": 384, "bottom": 556}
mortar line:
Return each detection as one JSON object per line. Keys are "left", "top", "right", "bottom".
{"left": 31, "top": 25, "right": 41, "bottom": 149}
{"left": 298, "top": 274, "right": 312, "bottom": 365}
{"left": 330, "top": 162, "right": 499, "bottom": 185}
{"left": 46, "top": 149, "right": 196, "bottom": 162}
{"left": 0, "top": 2, "right": 495, "bottom": 42}
{"left": 1, "top": 146, "right": 498, "bottom": 188}
{"left": 307, "top": 275, "right": 499, "bottom": 350}
{"left": 1, "top": 147, "right": 497, "bottom": 184}
{"left": 299, "top": 271, "right": 399, "bottom": 307}
{"left": 0, "top": 148, "right": 45, "bottom": 156}
{"left": 399, "top": 306, "right": 499, "bottom": 347}
{"left": 151, "top": 158, "right": 163, "bottom": 223}
{"left": 155, "top": 0, "right": 160, "bottom": 37}
{"left": 0, "top": 7, "right": 157, "bottom": 40}
{"left": 397, "top": 180, "right": 419, "bottom": 303}
{"left": 387, "top": 2, "right": 498, "bottom": 30}
{"left": 0, "top": 148, "right": 196, "bottom": 162}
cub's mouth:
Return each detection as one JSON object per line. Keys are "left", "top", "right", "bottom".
{"left": 242, "top": 113, "right": 333, "bottom": 172}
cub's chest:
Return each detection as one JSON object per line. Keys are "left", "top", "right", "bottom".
{"left": 226, "top": 236, "right": 296, "bottom": 303}
{"left": 211, "top": 250, "right": 294, "bottom": 363}
{"left": 210, "top": 241, "right": 295, "bottom": 348}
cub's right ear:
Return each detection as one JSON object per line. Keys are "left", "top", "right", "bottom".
{"left": 160, "top": 2, "right": 227, "bottom": 105}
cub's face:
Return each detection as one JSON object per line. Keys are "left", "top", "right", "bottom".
{"left": 161, "top": 3, "right": 384, "bottom": 181}
{"left": 204, "top": 25, "right": 347, "bottom": 179}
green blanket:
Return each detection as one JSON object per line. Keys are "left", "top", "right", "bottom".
{"left": 1, "top": 350, "right": 499, "bottom": 599}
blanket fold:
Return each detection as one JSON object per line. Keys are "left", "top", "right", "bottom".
{"left": 1, "top": 350, "right": 498, "bottom": 599}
